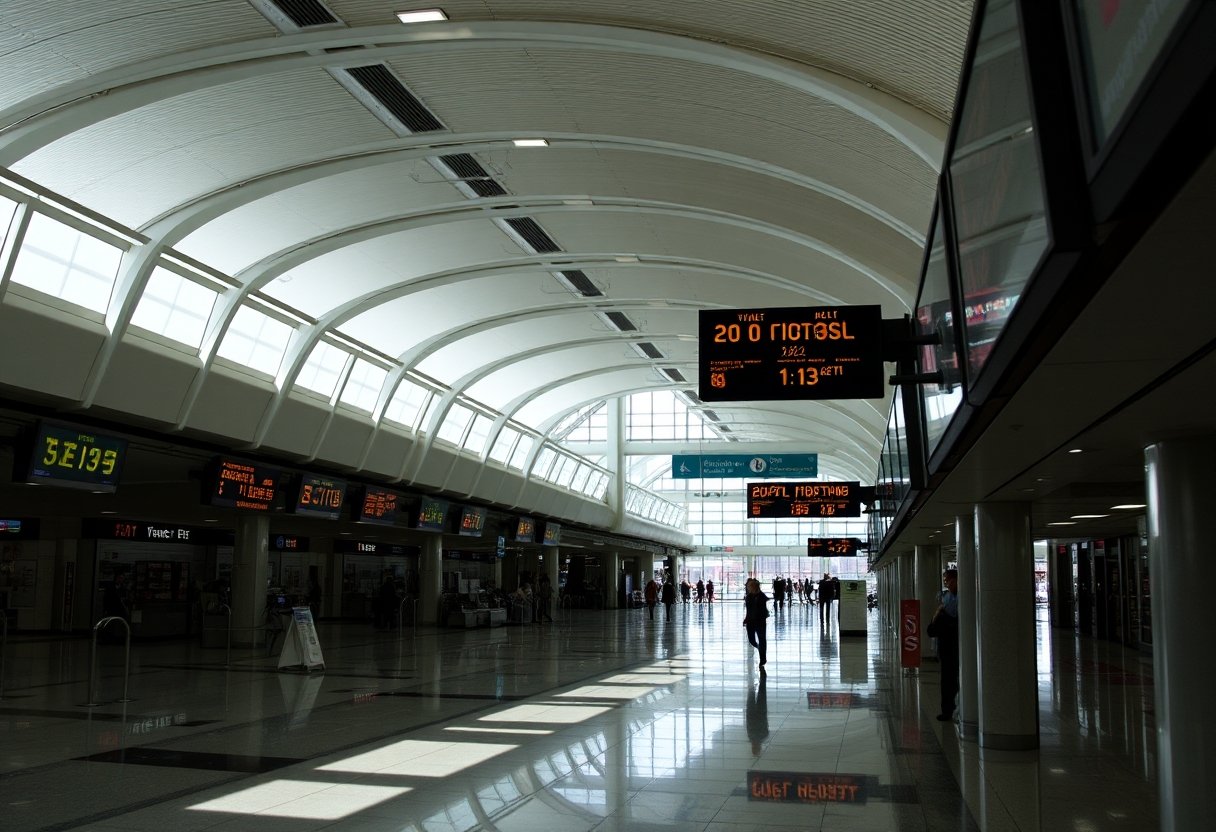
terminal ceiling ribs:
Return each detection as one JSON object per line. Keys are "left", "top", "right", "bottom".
{"left": 0, "top": 0, "right": 972, "bottom": 490}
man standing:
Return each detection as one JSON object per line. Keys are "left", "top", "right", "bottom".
{"left": 817, "top": 573, "right": 835, "bottom": 623}
{"left": 931, "top": 568, "right": 960, "bottom": 721}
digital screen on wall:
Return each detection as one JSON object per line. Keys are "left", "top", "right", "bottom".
{"left": 416, "top": 497, "right": 449, "bottom": 532}
{"left": 205, "top": 458, "right": 280, "bottom": 511}
{"left": 458, "top": 506, "right": 487, "bottom": 537}
{"left": 292, "top": 473, "right": 347, "bottom": 520}
{"left": 515, "top": 516, "right": 535, "bottom": 543}
{"left": 747, "top": 482, "right": 861, "bottom": 518}
{"left": 25, "top": 421, "right": 128, "bottom": 492}
{"left": 358, "top": 486, "right": 404, "bottom": 526}
{"left": 1071, "top": 0, "right": 1190, "bottom": 145}
{"left": 542, "top": 522, "right": 561, "bottom": 546}
{"left": 807, "top": 537, "right": 862, "bottom": 557}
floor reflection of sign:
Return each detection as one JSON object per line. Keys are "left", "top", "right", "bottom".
{"left": 748, "top": 771, "right": 867, "bottom": 804}
{"left": 806, "top": 691, "right": 859, "bottom": 708}
{"left": 900, "top": 600, "right": 920, "bottom": 669}
{"left": 278, "top": 607, "right": 325, "bottom": 672}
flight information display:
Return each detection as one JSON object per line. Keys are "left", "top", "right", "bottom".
{"left": 515, "top": 515, "right": 535, "bottom": 543}
{"left": 26, "top": 421, "right": 127, "bottom": 492}
{"left": 747, "top": 482, "right": 862, "bottom": 518}
{"left": 807, "top": 537, "right": 863, "bottom": 557}
{"left": 416, "top": 496, "right": 449, "bottom": 532}
{"left": 206, "top": 458, "right": 280, "bottom": 511}
{"left": 358, "top": 486, "right": 403, "bottom": 525}
{"left": 542, "top": 521, "right": 561, "bottom": 546}
{"left": 458, "top": 506, "right": 487, "bottom": 537}
{"left": 698, "top": 306, "right": 884, "bottom": 401}
{"left": 293, "top": 474, "right": 347, "bottom": 520}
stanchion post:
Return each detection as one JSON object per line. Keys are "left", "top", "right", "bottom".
{"left": 84, "top": 616, "right": 132, "bottom": 707}
{"left": 219, "top": 603, "right": 232, "bottom": 668}
{"left": 0, "top": 613, "right": 7, "bottom": 701}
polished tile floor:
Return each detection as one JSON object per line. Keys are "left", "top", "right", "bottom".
{"left": 0, "top": 601, "right": 1158, "bottom": 831}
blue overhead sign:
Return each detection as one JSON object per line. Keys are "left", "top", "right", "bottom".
{"left": 672, "top": 454, "right": 818, "bottom": 479}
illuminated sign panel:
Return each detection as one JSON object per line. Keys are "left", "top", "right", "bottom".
{"left": 698, "top": 306, "right": 884, "bottom": 402}
{"left": 807, "top": 537, "right": 863, "bottom": 557}
{"left": 27, "top": 421, "right": 127, "bottom": 492}
{"left": 206, "top": 458, "right": 280, "bottom": 511}
{"left": 748, "top": 771, "right": 868, "bottom": 804}
{"left": 358, "top": 486, "right": 403, "bottom": 526}
{"left": 293, "top": 474, "right": 347, "bottom": 520}
{"left": 458, "top": 506, "right": 486, "bottom": 537}
{"left": 542, "top": 522, "right": 561, "bottom": 546}
{"left": 416, "top": 497, "right": 449, "bottom": 532}
{"left": 747, "top": 482, "right": 861, "bottom": 518}
{"left": 82, "top": 518, "right": 232, "bottom": 545}
{"left": 515, "top": 516, "right": 535, "bottom": 543}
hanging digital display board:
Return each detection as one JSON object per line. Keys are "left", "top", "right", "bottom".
{"left": 542, "top": 521, "right": 561, "bottom": 546}
{"left": 25, "top": 421, "right": 128, "bottom": 492}
{"left": 415, "top": 496, "right": 449, "bottom": 532}
{"left": 292, "top": 474, "right": 347, "bottom": 520}
{"left": 747, "top": 482, "right": 862, "bottom": 518}
{"left": 807, "top": 537, "right": 863, "bottom": 557}
{"left": 698, "top": 306, "right": 884, "bottom": 402}
{"left": 515, "top": 515, "right": 535, "bottom": 543}
{"left": 205, "top": 457, "right": 280, "bottom": 511}
{"left": 457, "top": 506, "right": 487, "bottom": 537}
{"left": 357, "top": 486, "right": 404, "bottom": 526}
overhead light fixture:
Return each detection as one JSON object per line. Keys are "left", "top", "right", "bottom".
{"left": 1071, "top": 514, "right": 1109, "bottom": 519}
{"left": 614, "top": 255, "right": 639, "bottom": 263}
{"left": 1047, "top": 521, "right": 1076, "bottom": 526}
{"left": 204, "top": 518, "right": 219, "bottom": 523}
{"left": 512, "top": 138, "right": 549, "bottom": 147}
{"left": 100, "top": 510, "right": 117, "bottom": 515}
{"left": 562, "top": 199, "right": 594, "bottom": 206}
{"left": 396, "top": 9, "right": 448, "bottom": 23}
{"left": 1068, "top": 448, "right": 1083, "bottom": 454}
{"left": 1111, "top": 504, "right": 1146, "bottom": 510}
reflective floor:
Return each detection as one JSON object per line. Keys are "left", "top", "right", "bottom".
{"left": 0, "top": 602, "right": 1158, "bottom": 831}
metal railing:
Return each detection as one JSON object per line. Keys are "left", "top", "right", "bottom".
{"left": 398, "top": 596, "right": 418, "bottom": 635}
{"left": 0, "top": 613, "right": 7, "bottom": 701}
{"left": 84, "top": 616, "right": 132, "bottom": 707}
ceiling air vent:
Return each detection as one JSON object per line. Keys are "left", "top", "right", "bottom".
{"left": 265, "top": 0, "right": 338, "bottom": 27}
{"left": 505, "top": 218, "right": 561, "bottom": 253}
{"left": 718, "top": 425, "right": 732, "bottom": 433}
{"left": 558, "top": 270, "right": 602, "bottom": 297}
{"left": 439, "top": 154, "right": 507, "bottom": 197}
{"left": 633, "top": 342, "right": 664, "bottom": 360}
{"left": 684, "top": 389, "right": 703, "bottom": 405}
{"left": 343, "top": 65, "right": 443, "bottom": 133}
{"left": 604, "top": 311, "right": 637, "bottom": 332}
{"left": 660, "top": 368, "right": 687, "bottom": 383}
{"left": 702, "top": 410, "right": 721, "bottom": 422}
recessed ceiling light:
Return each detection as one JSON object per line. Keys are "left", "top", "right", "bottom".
{"left": 1021, "top": 488, "right": 1035, "bottom": 493}
{"left": 512, "top": 138, "right": 549, "bottom": 147}
{"left": 1068, "top": 448, "right": 1083, "bottom": 454}
{"left": 100, "top": 510, "right": 117, "bottom": 515}
{"left": 562, "top": 199, "right": 594, "bottom": 206}
{"left": 1047, "top": 521, "right": 1076, "bottom": 526}
{"left": 1111, "top": 504, "right": 1146, "bottom": 510}
{"left": 1071, "top": 514, "right": 1109, "bottom": 519}
{"left": 204, "top": 518, "right": 219, "bottom": 523}
{"left": 340, "top": 531, "right": 352, "bottom": 535}
{"left": 396, "top": 9, "right": 448, "bottom": 23}
{"left": 615, "top": 255, "right": 639, "bottom": 263}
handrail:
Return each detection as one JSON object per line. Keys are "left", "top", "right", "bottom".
{"left": 217, "top": 603, "right": 232, "bottom": 667}
{"left": 398, "top": 595, "right": 417, "bottom": 636}
{"left": 84, "top": 616, "right": 132, "bottom": 707}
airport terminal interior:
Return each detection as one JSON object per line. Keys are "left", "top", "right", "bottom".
{"left": 1, "top": 1, "right": 1214, "bottom": 830}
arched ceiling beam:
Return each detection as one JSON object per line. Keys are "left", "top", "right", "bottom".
{"left": 0, "top": 22, "right": 945, "bottom": 170}
{"left": 236, "top": 195, "right": 909, "bottom": 305}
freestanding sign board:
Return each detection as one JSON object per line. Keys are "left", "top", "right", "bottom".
{"left": 900, "top": 600, "right": 920, "bottom": 669}
{"left": 278, "top": 607, "right": 325, "bottom": 672}
{"left": 698, "top": 305, "right": 884, "bottom": 402}
{"left": 838, "top": 580, "right": 868, "bottom": 636}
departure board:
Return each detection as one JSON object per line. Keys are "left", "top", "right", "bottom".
{"left": 747, "top": 482, "right": 862, "bottom": 518}
{"left": 807, "top": 537, "right": 863, "bottom": 556}
{"left": 293, "top": 474, "right": 347, "bottom": 520}
{"left": 698, "top": 306, "right": 884, "bottom": 401}
{"left": 206, "top": 458, "right": 280, "bottom": 511}
{"left": 458, "top": 506, "right": 486, "bottom": 537}
{"left": 416, "top": 496, "right": 449, "bottom": 532}
{"left": 358, "top": 486, "right": 403, "bottom": 525}
{"left": 26, "top": 421, "right": 127, "bottom": 492}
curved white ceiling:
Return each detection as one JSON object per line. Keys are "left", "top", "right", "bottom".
{"left": 0, "top": 0, "right": 973, "bottom": 484}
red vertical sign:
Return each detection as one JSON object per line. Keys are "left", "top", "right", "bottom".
{"left": 900, "top": 600, "right": 920, "bottom": 668}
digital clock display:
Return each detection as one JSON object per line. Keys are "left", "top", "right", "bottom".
{"left": 807, "top": 537, "right": 863, "bottom": 556}
{"left": 458, "top": 506, "right": 486, "bottom": 537}
{"left": 698, "top": 306, "right": 884, "bottom": 402}
{"left": 27, "top": 421, "right": 127, "bottom": 492}
{"left": 416, "top": 497, "right": 449, "bottom": 532}
{"left": 747, "top": 482, "right": 862, "bottom": 518}
{"left": 515, "top": 516, "right": 535, "bottom": 543}
{"left": 293, "top": 474, "right": 347, "bottom": 520}
{"left": 358, "top": 486, "right": 403, "bottom": 525}
{"left": 206, "top": 457, "right": 280, "bottom": 511}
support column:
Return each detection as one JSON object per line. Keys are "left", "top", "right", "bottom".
{"left": 1145, "top": 436, "right": 1216, "bottom": 832}
{"left": 916, "top": 544, "right": 942, "bottom": 662}
{"left": 419, "top": 534, "right": 442, "bottom": 626}
{"left": 544, "top": 547, "right": 559, "bottom": 590}
{"left": 231, "top": 514, "right": 269, "bottom": 648}
{"left": 605, "top": 551, "right": 621, "bottom": 609}
{"left": 956, "top": 512, "right": 979, "bottom": 741}
{"left": 975, "top": 502, "right": 1038, "bottom": 749}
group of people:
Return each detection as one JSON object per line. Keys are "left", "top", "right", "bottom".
{"left": 642, "top": 575, "right": 718, "bottom": 620}
{"left": 510, "top": 574, "right": 556, "bottom": 623}
{"left": 678, "top": 577, "right": 714, "bottom": 604}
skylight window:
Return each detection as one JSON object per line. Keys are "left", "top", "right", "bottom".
{"left": 130, "top": 266, "right": 218, "bottom": 349}
{"left": 297, "top": 340, "right": 351, "bottom": 398}
{"left": 396, "top": 8, "right": 447, "bottom": 23}
{"left": 383, "top": 379, "right": 432, "bottom": 429}
{"left": 464, "top": 413, "right": 493, "bottom": 455}
{"left": 436, "top": 403, "right": 473, "bottom": 445}
{"left": 217, "top": 304, "right": 293, "bottom": 377}
{"left": 489, "top": 425, "right": 519, "bottom": 463}
{"left": 10, "top": 210, "right": 123, "bottom": 313}
{"left": 508, "top": 434, "right": 533, "bottom": 471}
{"left": 339, "top": 358, "right": 388, "bottom": 412}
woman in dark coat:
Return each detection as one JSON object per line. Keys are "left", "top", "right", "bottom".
{"left": 743, "top": 578, "right": 770, "bottom": 670}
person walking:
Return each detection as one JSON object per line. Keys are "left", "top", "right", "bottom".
{"left": 680, "top": 578, "right": 691, "bottom": 604}
{"left": 706, "top": 579, "right": 715, "bottom": 604}
{"left": 643, "top": 576, "right": 659, "bottom": 620}
{"left": 930, "top": 568, "right": 960, "bottom": 721}
{"left": 661, "top": 578, "right": 676, "bottom": 621}
{"left": 695, "top": 579, "right": 705, "bottom": 603}
{"left": 743, "top": 578, "right": 770, "bottom": 670}
{"left": 536, "top": 574, "right": 555, "bottom": 623}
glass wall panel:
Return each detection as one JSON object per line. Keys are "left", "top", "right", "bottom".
{"left": 916, "top": 210, "right": 965, "bottom": 455}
